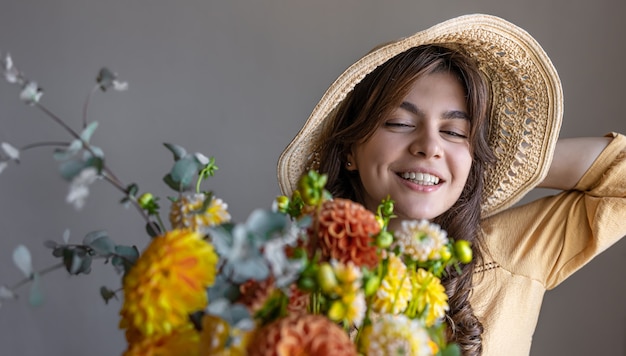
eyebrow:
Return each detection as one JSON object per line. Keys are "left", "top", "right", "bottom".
{"left": 400, "top": 101, "right": 469, "bottom": 121}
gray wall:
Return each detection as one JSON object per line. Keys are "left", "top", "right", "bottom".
{"left": 0, "top": 1, "right": 624, "bottom": 355}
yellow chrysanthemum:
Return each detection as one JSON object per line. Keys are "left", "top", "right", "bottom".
{"left": 119, "top": 229, "right": 219, "bottom": 337}
{"left": 371, "top": 255, "right": 412, "bottom": 315}
{"left": 359, "top": 314, "right": 433, "bottom": 356}
{"left": 170, "top": 193, "right": 231, "bottom": 233}
{"left": 393, "top": 219, "right": 448, "bottom": 262}
{"left": 407, "top": 268, "right": 449, "bottom": 327}
{"left": 330, "top": 261, "right": 366, "bottom": 326}
{"left": 123, "top": 326, "right": 200, "bottom": 356}
{"left": 199, "top": 314, "right": 252, "bottom": 356}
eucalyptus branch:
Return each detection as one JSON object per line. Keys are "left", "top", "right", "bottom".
{"left": 82, "top": 85, "right": 99, "bottom": 129}
{"left": 9, "top": 262, "right": 64, "bottom": 291}
{"left": 20, "top": 141, "right": 69, "bottom": 151}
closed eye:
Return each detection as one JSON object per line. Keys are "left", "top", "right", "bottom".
{"left": 384, "top": 122, "right": 414, "bottom": 128}
{"left": 441, "top": 130, "right": 468, "bottom": 138}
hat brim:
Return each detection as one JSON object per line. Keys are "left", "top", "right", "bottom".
{"left": 277, "top": 13, "right": 563, "bottom": 218}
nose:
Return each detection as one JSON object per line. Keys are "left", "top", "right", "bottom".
{"left": 409, "top": 128, "right": 442, "bottom": 159}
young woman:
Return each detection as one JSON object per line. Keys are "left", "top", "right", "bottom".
{"left": 277, "top": 14, "right": 626, "bottom": 356}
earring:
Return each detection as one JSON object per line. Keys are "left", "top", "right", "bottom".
{"left": 346, "top": 162, "right": 352, "bottom": 167}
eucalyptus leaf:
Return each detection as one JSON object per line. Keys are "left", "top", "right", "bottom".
{"left": 65, "top": 250, "right": 92, "bottom": 275}
{"left": 169, "top": 156, "right": 200, "bottom": 190}
{"left": 79, "top": 121, "right": 99, "bottom": 143}
{"left": 28, "top": 273, "right": 44, "bottom": 307}
{"left": 96, "top": 67, "right": 115, "bottom": 91}
{"left": 59, "top": 159, "right": 87, "bottom": 181}
{"left": 53, "top": 139, "right": 82, "bottom": 161}
{"left": 84, "top": 234, "right": 116, "bottom": 256}
{"left": 245, "top": 209, "right": 288, "bottom": 240}
{"left": 207, "top": 274, "right": 241, "bottom": 302}
{"left": 114, "top": 245, "right": 139, "bottom": 267}
{"left": 12, "top": 245, "right": 33, "bottom": 278}
{"left": 99, "top": 286, "right": 117, "bottom": 304}
{"left": 63, "top": 229, "right": 70, "bottom": 243}
{"left": 83, "top": 230, "right": 109, "bottom": 246}
{"left": 52, "top": 246, "right": 65, "bottom": 258}
{"left": 43, "top": 240, "right": 58, "bottom": 249}
{"left": 163, "top": 143, "right": 187, "bottom": 161}
{"left": 145, "top": 221, "right": 161, "bottom": 238}
{"left": 0, "top": 285, "right": 16, "bottom": 300}
{"left": 227, "top": 256, "right": 270, "bottom": 284}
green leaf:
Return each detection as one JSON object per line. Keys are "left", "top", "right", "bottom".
{"left": 440, "top": 343, "right": 461, "bottom": 356}
{"left": 28, "top": 273, "right": 44, "bottom": 307}
{"left": 83, "top": 230, "right": 116, "bottom": 256}
{"left": 79, "top": 121, "right": 99, "bottom": 143}
{"left": 163, "top": 143, "right": 187, "bottom": 161}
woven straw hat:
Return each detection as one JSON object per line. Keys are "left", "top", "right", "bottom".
{"left": 277, "top": 14, "right": 563, "bottom": 218}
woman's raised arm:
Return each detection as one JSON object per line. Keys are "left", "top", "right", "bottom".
{"left": 538, "top": 136, "right": 613, "bottom": 190}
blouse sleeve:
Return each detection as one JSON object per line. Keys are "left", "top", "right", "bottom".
{"left": 481, "top": 132, "right": 626, "bottom": 289}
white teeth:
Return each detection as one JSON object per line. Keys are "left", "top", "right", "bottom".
{"left": 401, "top": 172, "right": 440, "bottom": 185}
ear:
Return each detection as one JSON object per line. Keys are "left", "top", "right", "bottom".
{"left": 346, "top": 152, "right": 357, "bottom": 171}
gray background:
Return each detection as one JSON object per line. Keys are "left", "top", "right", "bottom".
{"left": 0, "top": 1, "right": 624, "bottom": 355}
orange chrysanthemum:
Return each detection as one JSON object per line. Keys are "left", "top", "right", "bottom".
{"left": 238, "top": 277, "right": 276, "bottom": 314}
{"left": 312, "top": 198, "right": 380, "bottom": 268}
{"left": 123, "top": 326, "right": 200, "bottom": 356}
{"left": 119, "top": 229, "right": 219, "bottom": 337}
{"left": 247, "top": 314, "right": 357, "bottom": 356}
{"left": 286, "top": 284, "right": 310, "bottom": 315}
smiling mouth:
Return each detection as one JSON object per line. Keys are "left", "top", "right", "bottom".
{"left": 399, "top": 172, "right": 441, "bottom": 185}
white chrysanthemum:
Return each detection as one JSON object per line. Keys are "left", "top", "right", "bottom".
{"left": 393, "top": 219, "right": 448, "bottom": 262}
{"left": 364, "top": 314, "right": 433, "bottom": 356}
{"left": 169, "top": 193, "right": 231, "bottom": 233}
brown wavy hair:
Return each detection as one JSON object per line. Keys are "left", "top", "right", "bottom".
{"left": 310, "top": 45, "right": 495, "bottom": 355}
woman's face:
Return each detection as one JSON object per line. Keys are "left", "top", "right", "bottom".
{"left": 348, "top": 71, "right": 472, "bottom": 229}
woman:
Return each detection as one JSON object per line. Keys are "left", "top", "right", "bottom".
{"left": 277, "top": 14, "right": 626, "bottom": 355}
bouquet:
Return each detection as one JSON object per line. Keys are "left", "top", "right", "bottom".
{"left": 0, "top": 53, "right": 473, "bottom": 355}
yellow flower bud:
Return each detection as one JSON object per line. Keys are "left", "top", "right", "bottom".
{"left": 327, "top": 300, "right": 347, "bottom": 322}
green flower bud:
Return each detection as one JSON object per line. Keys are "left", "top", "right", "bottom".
{"left": 375, "top": 231, "right": 394, "bottom": 249}
{"left": 317, "top": 263, "right": 338, "bottom": 294}
{"left": 364, "top": 276, "right": 381, "bottom": 297}
{"left": 454, "top": 240, "right": 473, "bottom": 264}
{"left": 138, "top": 193, "right": 154, "bottom": 209}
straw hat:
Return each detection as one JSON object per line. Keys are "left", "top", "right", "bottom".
{"left": 277, "top": 14, "right": 563, "bottom": 218}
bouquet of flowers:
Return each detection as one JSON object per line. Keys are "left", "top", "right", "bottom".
{"left": 0, "top": 54, "right": 473, "bottom": 356}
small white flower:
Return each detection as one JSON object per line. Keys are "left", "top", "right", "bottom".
{"left": 19, "top": 81, "right": 43, "bottom": 104}
{"left": 3, "top": 54, "right": 20, "bottom": 84}
{"left": 66, "top": 167, "right": 99, "bottom": 209}
{"left": 1, "top": 142, "right": 20, "bottom": 162}
{"left": 112, "top": 80, "right": 128, "bottom": 91}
